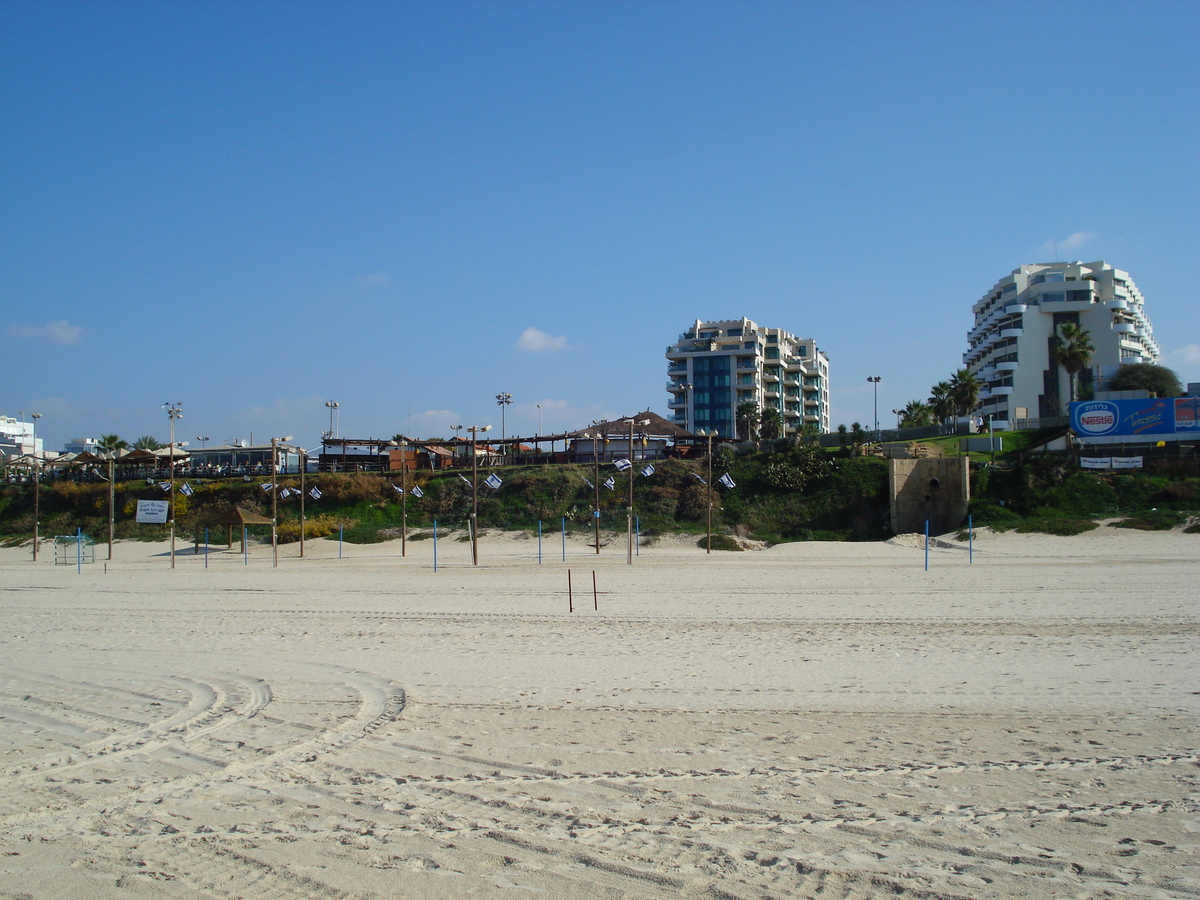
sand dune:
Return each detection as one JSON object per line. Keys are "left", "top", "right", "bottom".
{"left": 1, "top": 526, "right": 1196, "bottom": 898}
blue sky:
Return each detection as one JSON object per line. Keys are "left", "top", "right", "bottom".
{"left": 3, "top": 1, "right": 1197, "bottom": 452}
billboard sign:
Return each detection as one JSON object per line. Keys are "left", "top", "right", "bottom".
{"left": 1070, "top": 397, "right": 1196, "bottom": 441}
{"left": 136, "top": 500, "right": 169, "bottom": 524}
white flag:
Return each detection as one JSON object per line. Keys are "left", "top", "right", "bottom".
{"left": 261, "top": 482, "right": 274, "bottom": 492}
{"left": 458, "top": 474, "right": 471, "bottom": 485}
{"left": 180, "top": 482, "right": 194, "bottom": 496}
{"left": 159, "top": 481, "right": 172, "bottom": 492}
{"left": 309, "top": 486, "right": 322, "bottom": 500}
{"left": 614, "top": 458, "right": 632, "bottom": 471}
{"left": 691, "top": 472, "right": 707, "bottom": 484}
{"left": 410, "top": 485, "right": 424, "bottom": 498}
{"left": 640, "top": 464, "right": 655, "bottom": 477}
{"left": 603, "top": 476, "right": 615, "bottom": 490}
{"left": 484, "top": 473, "right": 503, "bottom": 490}
{"left": 392, "top": 483, "right": 404, "bottom": 493}
{"left": 718, "top": 473, "right": 736, "bottom": 489}
{"left": 583, "top": 477, "right": 594, "bottom": 488}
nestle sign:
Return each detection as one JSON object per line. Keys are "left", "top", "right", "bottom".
{"left": 1071, "top": 401, "right": 1120, "bottom": 436}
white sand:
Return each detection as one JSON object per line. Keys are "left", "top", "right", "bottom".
{"left": 1, "top": 525, "right": 1196, "bottom": 898}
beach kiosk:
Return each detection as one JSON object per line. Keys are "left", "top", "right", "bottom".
{"left": 195, "top": 506, "right": 274, "bottom": 554}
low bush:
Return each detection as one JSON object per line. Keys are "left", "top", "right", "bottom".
{"left": 1108, "top": 510, "right": 1187, "bottom": 531}
{"left": 1013, "top": 518, "right": 1098, "bottom": 536}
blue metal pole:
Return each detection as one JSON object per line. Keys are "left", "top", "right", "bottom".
{"left": 244, "top": 527, "right": 248, "bottom": 565}
{"left": 968, "top": 515, "right": 973, "bottom": 564}
{"left": 77, "top": 526, "right": 82, "bottom": 574}
{"left": 924, "top": 519, "right": 929, "bottom": 572}
{"left": 636, "top": 516, "right": 641, "bottom": 557}
{"left": 204, "top": 527, "right": 209, "bottom": 569}
{"left": 561, "top": 517, "right": 566, "bottom": 561}
{"left": 433, "top": 520, "right": 438, "bottom": 572}
{"left": 339, "top": 524, "right": 343, "bottom": 559}
{"left": 538, "top": 520, "right": 542, "bottom": 565}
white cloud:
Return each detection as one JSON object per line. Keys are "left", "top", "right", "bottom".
{"left": 516, "top": 327, "right": 568, "bottom": 352}
{"left": 1038, "top": 231, "right": 1096, "bottom": 257}
{"left": 1162, "top": 344, "right": 1200, "bottom": 382}
{"left": 8, "top": 319, "right": 84, "bottom": 345}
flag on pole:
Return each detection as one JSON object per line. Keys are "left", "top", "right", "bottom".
{"left": 484, "top": 473, "right": 503, "bottom": 490}
{"left": 261, "top": 482, "right": 274, "bottom": 492}
{"left": 391, "top": 483, "right": 404, "bottom": 493}
{"left": 309, "top": 486, "right": 322, "bottom": 500}
{"left": 583, "top": 477, "right": 594, "bottom": 489}
{"left": 718, "top": 473, "right": 736, "bottom": 489}
{"left": 640, "top": 464, "right": 655, "bottom": 477}
{"left": 691, "top": 472, "right": 707, "bottom": 484}
{"left": 614, "top": 458, "right": 632, "bottom": 471}
{"left": 180, "top": 482, "right": 194, "bottom": 496}
{"left": 458, "top": 474, "right": 471, "bottom": 485}
{"left": 603, "top": 475, "right": 615, "bottom": 490}
{"left": 410, "top": 485, "right": 424, "bottom": 498}
{"left": 159, "top": 481, "right": 172, "bottom": 492}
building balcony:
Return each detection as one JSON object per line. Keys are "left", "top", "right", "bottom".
{"left": 668, "top": 397, "right": 687, "bottom": 409}
{"left": 1105, "top": 298, "right": 1128, "bottom": 310}
{"left": 990, "top": 386, "right": 1015, "bottom": 396}
{"left": 667, "top": 380, "right": 686, "bottom": 392}
{"left": 1113, "top": 323, "right": 1136, "bottom": 333}
{"left": 999, "top": 327, "right": 1023, "bottom": 339}
{"left": 995, "top": 361, "right": 1019, "bottom": 372}
{"left": 1005, "top": 303, "right": 1028, "bottom": 314}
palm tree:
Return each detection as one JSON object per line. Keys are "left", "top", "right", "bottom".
{"left": 929, "top": 381, "right": 954, "bottom": 431}
{"left": 97, "top": 434, "right": 128, "bottom": 455}
{"left": 1051, "top": 323, "right": 1095, "bottom": 403}
{"left": 900, "top": 400, "right": 934, "bottom": 428}
{"left": 735, "top": 401, "right": 761, "bottom": 442}
{"left": 948, "top": 369, "right": 981, "bottom": 423}
{"left": 760, "top": 407, "right": 783, "bottom": 442}
{"left": 133, "top": 435, "right": 164, "bottom": 450}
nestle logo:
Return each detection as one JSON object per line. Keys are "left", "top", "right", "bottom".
{"left": 1082, "top": 414, "right": 1114, "bottom": 426}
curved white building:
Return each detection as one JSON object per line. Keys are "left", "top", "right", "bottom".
{"left": 965, "top": 261, "right": 1159, "bottom": 424}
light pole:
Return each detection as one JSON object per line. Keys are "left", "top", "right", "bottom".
{"left": 536, "top": 404, "right": 543, "bottom": 463}
{"left": 867, "top": 376, "right": 881, "bottom": 441}
{"left": 467, "top": 425, "right": 491, "bottom": 565}
{"left": 299, "top": 447, "right": 307, "bottom": 558}
{"left": 624, "top": 417, "right": 650, "bottom": 565}
{"left": 892, "top": 409, "right": 903, "bottom": 429}
{"left": 582, "top": 427, "right": 604, "bottom": 555}
{"left": 163, "top": 403, "right": 183, "bottom": 568}
{"left": 495, "top": 393, "right": 512, "bottom": 445}
{"left": 270, "top": 435, "right": 292, "bottom": 567}
{"left": 698, "top": 428, "right": 716, "bottom": 554}
{"left": 30, "top": 413, "right": 42, "bottom": 561}
{"left": 397, "top": 438, "right": 408, "bottom": 557}
{"left": 197, "top": 435, "right": 210, "bottom": 448}
{"left": 325, "top": 401, "right": 340, "bottom": 438}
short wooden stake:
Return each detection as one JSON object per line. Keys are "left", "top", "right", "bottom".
{"left": 568, "top": 569, "right": 573, "bottom": 612}
{"left": 592, "top": 570, "right": 598, "bottom": 610}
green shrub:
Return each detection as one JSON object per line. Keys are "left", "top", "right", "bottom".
{"left": 1109, "top": 510, "right": 1186, "bottom": 531}
{"left": 1014, "top": 518, "right": 1098, "bottom": 536}
{"left": 703, "top": 533, "right": 743, "bottom": 551}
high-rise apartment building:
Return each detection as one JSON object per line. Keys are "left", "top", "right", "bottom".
{"left": 964, "top": 262, "right": 1159, "bottom": 422}
{"left": 666, "top": 318, "right": 830, "bottom": 437}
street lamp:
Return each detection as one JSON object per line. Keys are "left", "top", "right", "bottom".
{"left": 495, "top": 393, "right": 513, "bottom": 444}
{"left": 299, "top": 446, "right": 308, "bottom": 558}
{"left": 581, "top": 426, "right": 605, "bottom": 555}
{"left": 624, "top": 418, "right": 650, "bottom": 565}
{"left": 892, "top": 409, "right": 903, "bottom": 429}
{"left": 394, "top": 438, "right": 409, "bottom": 557}
{"left": 270, "top": 435, "right": 292, "bottom": 568}
{"left": 197, "top": 435, "right": 210, "bottom": 448}
{"left": 467, "top": 425, "right": 492, "bottom": 565}
{"left": 163, "top": 403, "right": 183, "bottom": 568}
{"left": 697, "top": 428, "right": 716, "bottom": 554}
{"left": 325, "top": 401, "right": 340, "bottom": 439}
{"left": 867, "top": 376, "right": 882, "bottom": 441}
{"left": 30, "top": 413, "right": 42, "bottom": 561}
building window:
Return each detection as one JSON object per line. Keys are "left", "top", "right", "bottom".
{"left": 1045, "top": 271, "right": 1065, "bottom": 283}
{"left": 1042, "top": 292, "right": 1065, "bottom": 303}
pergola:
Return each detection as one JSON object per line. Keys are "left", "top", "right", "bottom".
{"left": 195, "top": 506, "right": 274, "bottom": 553}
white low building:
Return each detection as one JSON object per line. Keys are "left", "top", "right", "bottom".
{"left": 964, "top": 261, "right": 1159, "bottom": 424}
{"left": 0, "top": 416, "right": 44, "bottom": 459}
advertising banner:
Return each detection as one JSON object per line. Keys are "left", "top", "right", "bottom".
{"left": 136, "top": 499, "right": 169, "bottom": 524}
{"left": 1070, "top": 397, "right": 1195, "bottom": 442}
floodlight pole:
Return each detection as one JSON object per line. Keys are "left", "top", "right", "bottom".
{"left": 703, "top": 429, "right": 715, "bottom": 554}
{"left": 468, "top": 425, "right": 491, "bottom": 565}
{"left": 299, "top": 448, "right": 307, "bottom": 557}
{"left": 496, "top": 393, "right": 512, "bottom": 444}
{"left": 625, "top": 418, "right": 650, "bottom": 565}
{"left": 584, "top": 429, "right": 602, "bottom": 554}
{"left": 31, "top": 412, "right": 42, "bottom": 562}
{"left": 868, "top": 376, "right": 882, "bottom": 441}
{"left": 399, "top": 439, "right": 408, "bottom": 557}
{"left": 270, "top": 435, "right": 292, "bottom": 568}
{"left": 164, "top": 403, "right": 182, "bottom": 569}
{"left": 107, "top": 454, "right": 115, "bottom": 559}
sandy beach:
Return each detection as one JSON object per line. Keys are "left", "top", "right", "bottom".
{"left": 1, "top": 526, "right": 1197, "bottom": 899}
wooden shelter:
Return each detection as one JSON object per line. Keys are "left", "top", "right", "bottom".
{"left": 195, "top": 506, "right": 274, "bottom": 552}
